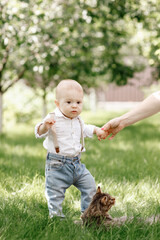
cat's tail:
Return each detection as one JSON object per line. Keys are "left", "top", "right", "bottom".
{"left": 145, "top": 215, "right": 160, "bottom": 225}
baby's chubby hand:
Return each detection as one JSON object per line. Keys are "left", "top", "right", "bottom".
{"left": 94, "top": 127, "right": 108, "bottom": 141}
{"left": 44, "top": 118, "right": 56, "bottom": 131}
{"left": 37, "top": 117, "right": 56, "bottom": 136}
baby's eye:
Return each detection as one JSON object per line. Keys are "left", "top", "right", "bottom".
{"left": 67, "top": 101, "right": 71, "bottom": 104}
{"left": 77, "top": 101, "right": 81, "bottom": 104}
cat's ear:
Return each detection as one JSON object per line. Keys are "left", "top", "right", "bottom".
{"left": 96, "top": 186, "right": 101, "bottom": 194}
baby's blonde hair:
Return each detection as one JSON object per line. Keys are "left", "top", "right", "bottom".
{"left": 56, "top": 79, "right": 83, "bottom": 100}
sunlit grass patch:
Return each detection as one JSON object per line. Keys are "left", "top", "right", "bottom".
{"left": 99, "top": 178, "right": 160, "bottom": 217}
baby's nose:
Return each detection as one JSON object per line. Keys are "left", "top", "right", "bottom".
{"left": 72, "top": 103, "right": 77, "bottom": 107}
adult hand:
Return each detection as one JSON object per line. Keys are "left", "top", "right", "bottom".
{"left": 101, "top": 117, "right": 125, "bottom": 140}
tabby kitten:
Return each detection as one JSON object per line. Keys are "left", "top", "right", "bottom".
{"left": 81, "top": 186, "right": 160, "bottom": 227}
{"left": 81, "top": 186, "right": 115, "bottom": 227}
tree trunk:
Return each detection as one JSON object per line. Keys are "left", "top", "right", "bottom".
{"left": 42, "top": 91, "right": 47, "bottom": 118}
{"left": 0, "top": 92, "right": 3, "bottom": 133}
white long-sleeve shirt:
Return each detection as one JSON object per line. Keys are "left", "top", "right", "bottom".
{"left": 153, "top": 91, "right": 160, "bottom": 100}
{"left": 35, "top": 108, "right": 95, "bottom": 157}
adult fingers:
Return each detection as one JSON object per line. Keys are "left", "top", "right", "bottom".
{"left": 101, "top": 122, "right": 111, "bottom": 132}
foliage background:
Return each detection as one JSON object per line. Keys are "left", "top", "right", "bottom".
{"left": 1, "top": 0, "right": 160, "bottom": 131}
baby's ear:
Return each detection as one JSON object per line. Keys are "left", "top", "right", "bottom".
{"left": 96, "top": 186, "right": 101, "bottom": 194}
{"left": 55, "top": 99, "right": 59, "bottom": 107}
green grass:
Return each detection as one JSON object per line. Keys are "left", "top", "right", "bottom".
{"left": 0, "top": 111, "right": 160, "bottom": 240}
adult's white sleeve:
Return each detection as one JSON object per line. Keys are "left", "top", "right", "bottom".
{"left": 152, "top": 91, "right": 160, "bottom": 100}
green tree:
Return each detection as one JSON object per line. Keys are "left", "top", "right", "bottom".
{"left": 0, "top": 0, "right": 28, "bottom": 132}
{"left": 141, "top": 0, "right": 160, "bottom": 78}
{"left": 2, "top": 0, "right": 157, "bottom": 130}
{"left": 24, "top": 0, "right": 138, "bottom": 117}
{"left": 120, "top": 0, "right": 160, "bottom": 81}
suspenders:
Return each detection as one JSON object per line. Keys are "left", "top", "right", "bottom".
{"left": 49, "top": 113, "right": 84, "bottom": 153}
{"left": 78, "top": 117, "right": 85, "bottom": 151}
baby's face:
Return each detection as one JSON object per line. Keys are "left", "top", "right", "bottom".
{"left": 56, "top": 88, "right": 83, "bottom": 119}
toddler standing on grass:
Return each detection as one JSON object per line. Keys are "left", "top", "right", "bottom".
{"left": 35, "top": 79, "right": 106, "bottom": 218}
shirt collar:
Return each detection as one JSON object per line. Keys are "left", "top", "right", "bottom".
{"left": 54, "top": 107, "right": 79, "bottom": 120}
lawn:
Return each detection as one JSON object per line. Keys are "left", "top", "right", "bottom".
{"left": 0, "top": 111, "right": 160, "bottom": 240}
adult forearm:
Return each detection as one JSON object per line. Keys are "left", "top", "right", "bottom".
{"left": 120, "top": 93, "right": 160, "bottom": 128}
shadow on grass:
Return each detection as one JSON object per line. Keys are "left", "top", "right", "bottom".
{"left": 0, "top": 198, "right": 48, "bottom": 240}
{"left": 0, "top": 131, "right": 45, "bottom": 182}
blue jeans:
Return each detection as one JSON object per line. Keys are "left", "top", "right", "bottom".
{"left": 45, "top": 152, "right": 96, "bottom": 218}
